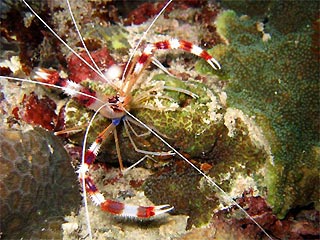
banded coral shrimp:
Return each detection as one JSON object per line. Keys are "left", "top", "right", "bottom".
{"left": 0, "top": 0, "right": 276, "bottom": 239}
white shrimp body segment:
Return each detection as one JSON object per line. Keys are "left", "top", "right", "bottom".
{"left": 104, "top": 64, "right": 123, "bottom": 82}
{"left": 64, "top": 80, "right": 83, "bottom": 96}
{"left": 168, "top": 38, "right": 180, "bottom": 49}
{"left": 90, "top": 192, "right": 105, "bottom": 206}
{"left": 88, "top": 142, "right": 102, "bottom": 157}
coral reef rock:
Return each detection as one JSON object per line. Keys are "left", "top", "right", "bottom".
{"left": 0, "top": 127, "right": 80, "bottom": 239}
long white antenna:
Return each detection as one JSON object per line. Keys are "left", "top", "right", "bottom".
{"left": 22, "top": 0, "right": 118, "bottom": 90}
{"left": 80, "top": 103, "right": 110, "bottom": 240}
{"left": 65, "top": 0, "right": 105, "bottom": 77}
{"left": 0, "top": 76, "right": 103, "bottom": 103}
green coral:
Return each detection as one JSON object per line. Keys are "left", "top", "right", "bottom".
{"left": 134, "top": 74, "right": 225, "bottom": 157}
{"left": 143, "top": 104, "right": 270, "bottom": 228}
{"left": 221, "top": 1, "right": 319, "bottom": 34}
{"left": 200, "top": 10, "right": 320, "bottom": 218}
{"left": 144, "top": 162, "right": 217, "bottom": 229}
{"left": 140, "top": 75, "right": 270, "bottom": 228}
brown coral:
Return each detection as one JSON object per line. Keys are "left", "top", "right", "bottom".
{"left": 0, "top": 128, "right": 80, "bottom": 238}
